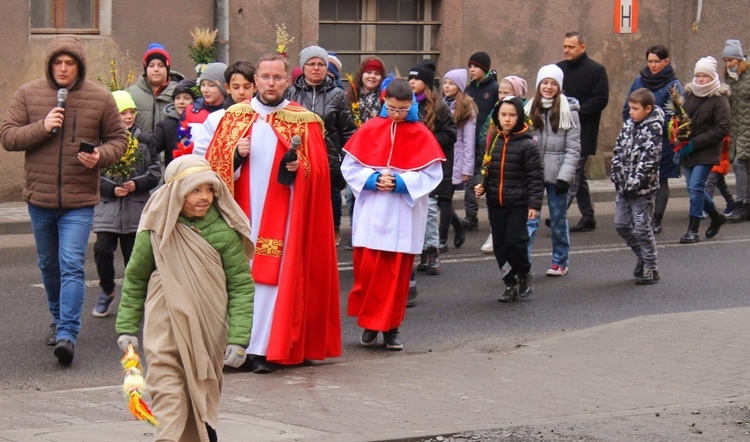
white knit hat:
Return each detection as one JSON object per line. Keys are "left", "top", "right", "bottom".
{"left": 535, "top": 64, "right": 564, "bottom": 90}
{"left": 694, "top": 56, "right": 718, "bottom": 80}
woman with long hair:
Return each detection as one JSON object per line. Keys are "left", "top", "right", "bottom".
{"left": 525, "top": 65, "right": 581, "bottom": 277}
{"left": 622, "top": 45, "right": 682, "bottom": 233}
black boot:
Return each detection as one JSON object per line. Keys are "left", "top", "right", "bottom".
{"left": 705, "top": 206, "right": 727, "bottom": 238}
{"left": 463, "top": 214, "right": 479, "bottom": 231}
{"left": 453, "top": 216, "right": 467, "bottom": 248}
{"left": 727, "top": 200, "right": 746, "bottom": 223}
{"left": 679, "top": 217, "right": 701, "bottom": 244}
{"left": 417, "top": 250, "right": 428, "bottom": 271}
{"left": 652, "top": 212, "right": 663, "bottom": 234}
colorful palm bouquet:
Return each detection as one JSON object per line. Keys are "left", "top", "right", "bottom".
{"left": 121, "top": 343, "right": 157, "bottom": 426}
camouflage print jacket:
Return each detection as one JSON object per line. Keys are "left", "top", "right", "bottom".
{"left": 610, "top": 106, "right": 664, "bottom": 196}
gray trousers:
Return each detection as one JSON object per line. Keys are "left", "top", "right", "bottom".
{"left": 614, "top": 192, "right": 658, "bottom": 271}
{"left": 734, "top": 158, "right": 750, "bottom": 203}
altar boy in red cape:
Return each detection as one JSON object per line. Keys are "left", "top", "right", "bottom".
{"left": 204, "top": 53, "right": 341, "bottom": 372}
{"left": 342, "top": 78, "right": 445, "bottom": 351}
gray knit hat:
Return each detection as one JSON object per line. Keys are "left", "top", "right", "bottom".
{"left": 198, "top": 62, "right": 228, "bottom": 97}
{"left": 299, "top": 45, "right": 329, "bottom": 68}
{"left": 722, "top": 39, "right": 744, "bottom": 60}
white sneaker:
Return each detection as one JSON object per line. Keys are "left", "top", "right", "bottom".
{"left": 545, "top": 264, "right": 569, "bottom": 277}
{"left": 480, "top": 234, "right": 493, "bottom": 254}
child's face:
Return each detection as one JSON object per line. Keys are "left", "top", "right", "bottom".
{"left": 174, "top": 93, "right": 194, "bottom": 115}
{"left": 384, "top": 98, "right": 412, "bottom": 123}
{"left": 628, "top": 102, "right": 652, "bottom": 124}
{"left": 442, "top": 78, "right": 459, "bottom": 98}
{"left": 409, "top": 78, "right": 426, "bottom": 94}
{"left": 362, "top": 70, "right": 383, "bottom": 92}
{"left": 181, "top": 183, "right": 215, "bottom": 219}
{"left": 200, "top": 80, "right": 224, "bottom": 105}
{"left": 146, "top": 59, "right": 168, "bottom": 87}
{"left": 468, "top": 64, "right": 485, "bottom": 81}
{"left": 226, "top": 74, "right": 256, "bottom": 103}
{"left": 498, "top": 102, "right": 519, "bottom": 133}
{"left": 119, "top": 109, "right": 136, "bottom": 129}
{"left": 694, "top": 72, "right": 713, "bottom": 85}
{"left": 539, "top": 79, "right": 559, "bottom": 99}
{"left": 498, "top": 81, "right": 515, "bottom": 100}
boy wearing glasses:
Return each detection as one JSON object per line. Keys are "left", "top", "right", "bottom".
{"left": 341, "top": 78, "right": 445, "bottom": 351}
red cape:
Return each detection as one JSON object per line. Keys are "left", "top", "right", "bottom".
{"left": 343, "top": 117, "right": 445, "bottom": 170}
{"left": 206, "top": 102, "right": 342, "bottom": 365}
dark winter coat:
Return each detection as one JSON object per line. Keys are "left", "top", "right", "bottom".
{"left": 127, "top": 71, "right": 185, "bottom": 134}
{"left": 465, "top": 71, "right": 499, "bottom": 171}
{"left": 94, "top": 125, "right": 162, "bottom": 233}
{"left": 151, "top": 103, "right": 180, "bottom": 166}
{"left": 557, "top": 52, "right": 609, "bottom": 157}
{"left": 681, "top": 83, "right": 731, "bottom": 168}
{"left": 611, "top": 106, "right": 664, "bottom": 196}
{"left": 726, "top": 69, "right": 750, "bottom": 161}
{"left": 418, "top": 98, "right": 458, "bottom": 200}
{"left": 622, "top": 75, "right": 682, "bottom": 179}
{"left": 0, "top": 35, "right": 127, "bottom": 209}
{"left": 483, "top": 126, "right": 543, "bottom": 210}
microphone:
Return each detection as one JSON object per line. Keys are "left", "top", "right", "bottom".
{"left": 277, "top": 135, "right": 301, "bottom": 185}
{"left": 51, "top": 88, "right": 68, "bottom": 135}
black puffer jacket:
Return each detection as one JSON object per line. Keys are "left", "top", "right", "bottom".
{"left": 418, "top": 98, "right": 457, "bottom": 200}
{"left": 483, "top": 126, "right": 544, "bottom": 210}
{"left": 150, "top": 103, "right": 180, "bottom": 166}
{"left": 466, "top": 71, "right": 499, "bottom": 172}
{"left": 681, "top": 82, "right": 731, "bottom": 168}
{"left": 288, "top": 75, "right": 357, "bottom": 153}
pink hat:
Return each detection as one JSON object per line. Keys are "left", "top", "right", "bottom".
{"left": 502, "top": 76, "right": 528, "bottom": 98}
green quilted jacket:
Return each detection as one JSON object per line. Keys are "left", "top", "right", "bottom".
{"left": 115, "top": 205, "right": 254, "bottom": 346}
{"left": 727, "top": 70, "right": 750, "bottom": 161}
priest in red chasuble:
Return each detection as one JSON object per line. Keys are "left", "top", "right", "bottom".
{"left": 205, "top": 53, "right": 341, "bottom": 372}
{"left": 342, "top": 78, "right": 445, "bottom": 351}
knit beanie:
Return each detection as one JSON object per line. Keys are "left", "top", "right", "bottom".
{"left": 722, "top": 39, "right": 744, "bottom": 60}
{"left": 409, "top": 59, "right": 437, "bottom": 89}
{"left": 299, "top": 45, "right": 328, "bottom": 68}
{"left": 172, "top": 79, "right": 197, "bottom": 100}
{"left": 112, "top": 90, "right": 137, "bottom": 113}
{"left": 198, "top": 62, "right": 228, "bottom": 97}
{"left": 535, "top": 64, "right": 564, "bottom": 90}
{"left": 328, "top": 52, "right": 342, "bottom": 75}
{"left": 363, "top": 58, "right": 386, "bottom": 77}
{"left": 468, "top": 51, "right": 491, "bottom": 73}
{"left": 694, "top": 56, "right": 718, "bottom": 79}
{"left": 443, "top": 68, "right": 468, "bottom": 92}
{"left": 142, "top": 42, "right": 171, "bottom": 75}
{"left": 502, "top": 75, "right": 528, "bottom": 98}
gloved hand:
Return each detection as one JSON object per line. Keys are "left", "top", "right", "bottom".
{"left": 117, "top": 334, "right": 139, "bottom": 352}
{"left": 223, "top": 344, "right": 247, "bottom": 368}
{"left": 554, "top": 180, "right": 569, "bottom": 196}
{"left": 678, "top": 141, "right": 694, "bottom": 158}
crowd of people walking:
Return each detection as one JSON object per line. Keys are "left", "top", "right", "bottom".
{"left": 2, "top": 30, "right": 749, "bottom": 440}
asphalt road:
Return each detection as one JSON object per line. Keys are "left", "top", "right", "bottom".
{"left": 1, "top": 198, "right": 749, "bottom": 395}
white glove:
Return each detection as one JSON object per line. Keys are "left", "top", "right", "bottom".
{"left": 223, "top": 344, "right": 247, "bottom": 368}
{"left": 117, "top": 334, "right": 139, "bottom": 352}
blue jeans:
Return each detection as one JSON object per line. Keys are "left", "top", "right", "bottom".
{"left": 423, "top": 196, "right": 439, "bottom": 248}
{"left": 28, "top": 204, "right": 94, "bottom": 344}
{"left": 682, "top": 164, "right": 717, "bottom": 218}
{"left": 528, "top": 184, "right": 571, "bottom": 267}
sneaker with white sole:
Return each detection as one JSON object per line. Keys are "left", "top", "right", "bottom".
{"left": 92, "top": 293, "right": 115, "bottom": 317}
{"left": 480, "top": 234, "right": 493, "bottom": 254}
{"left": 545, "top": 264, "right": 569, "bottom": 277}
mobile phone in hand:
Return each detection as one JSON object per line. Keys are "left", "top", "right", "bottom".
{"left": 78, "top": 141, "right": 95, "bottom": 154}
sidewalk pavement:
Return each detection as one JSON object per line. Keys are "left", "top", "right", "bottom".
{"left": 1, "top": 307, "right": 749, "bottom": 441}
{"left": 0, "top": 175, "right": 732, "bottom": 235}
{"left": 0, "top": 176, "right": 744, "bottom": 441}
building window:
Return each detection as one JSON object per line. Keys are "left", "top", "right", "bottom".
{"left": 31, "top": 0, "right": 99, "bottom": 34}
{"left": 320, "top": 0, "right": 440, "bottom": 78}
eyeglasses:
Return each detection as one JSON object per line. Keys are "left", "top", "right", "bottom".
{"left": 384, "top": 105, "right": 410, "bottom": 115}
{"left": 304, "top": 62, "right": 327, "bottom": 69}
{"left": 256, "top": 74, "right": 287, "bottom": 83}
{"left": 647, "top": 59, "right": 666, "bottom": 64}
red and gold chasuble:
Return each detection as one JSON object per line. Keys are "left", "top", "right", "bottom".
{"left": 205, "top": 101, "right": 342, "bottom": 364}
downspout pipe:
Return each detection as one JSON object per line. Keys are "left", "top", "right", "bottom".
{"left": 215, "top": 0, "right": 229, "bottom": 63}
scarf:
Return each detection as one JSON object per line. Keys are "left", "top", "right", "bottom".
{"left": 689, "top": 76, "right": 722, "bottom": 98}
{"left": 727, "top": 67, "right": 739, "bottom": 81}
{"left": 444, "top": 96, "right": 456, "bottom": 112}
{"left": 524, "top": 94, "right": 575, "bottom": 130}
{"left": 639, "top": 63, "right": 677, "bottom": 91}
{"left": 415, "top": 91, "right": 426, "bottom": 103}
